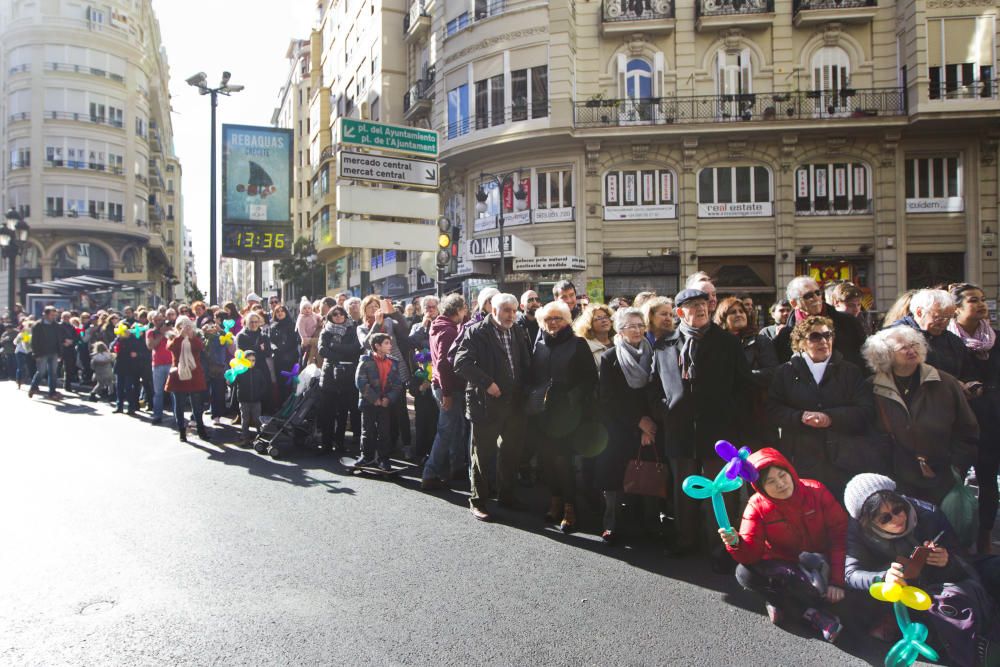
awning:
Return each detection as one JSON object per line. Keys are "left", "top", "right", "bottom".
{"left": 27, "top": 275, "right": 125, "bottom": 293}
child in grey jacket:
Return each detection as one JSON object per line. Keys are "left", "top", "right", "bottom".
{"left": 89, "top": 341, "right": 116, "bottom": 401}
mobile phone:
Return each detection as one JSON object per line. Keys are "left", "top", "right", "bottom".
{"left": 901, "top": 546, "right": 931, "bottom": 579}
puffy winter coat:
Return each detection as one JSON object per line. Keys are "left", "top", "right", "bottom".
{"left": 774, "top": 305, "right": 867, "bottom": 371}
{"left": 318, "top": 322, "right": 361, "bottom": 394}
{"left": 235, "top": 363, "right": 272, "bottom": 403}
{"left": 355, "top": 352, "right": 403, "bottom": 408}
{"left": 726, "top": 448, "right": 850, "bottom": 586}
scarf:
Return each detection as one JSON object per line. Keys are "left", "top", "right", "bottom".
{"left": 677, "top": 322, "right": 709, "bottom": 381}
{"left": 948, "top": 318, "right": 996, "bottom": 360}
{"left": 870, "top": 500, "right": 919, "bottom": 542}
{"left": 615, "top": 336, "right": 653, "bottom": 389}
{"left": 800, "top": 352, "right": 830, "bottom": 385}
{"left": 178, "top": 335, "right": 196, "bottom": 381}
{"left": 324, "top": 320, "right": 348, "bottom": 343}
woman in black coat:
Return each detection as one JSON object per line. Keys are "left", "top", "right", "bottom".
{"left": 596, "top": 307, "right": 657, "bottom": 544}
{"left": 267, "top": 305, "right": 300, "bottom": 407}
{"left": 767, "top": 315, "right": 873, "bottom": 499}
{"left": 528, "top": 300, "right": 599, "bottom": 533}
{"left": 317, "top": 306, "right": 362, "bottom": 453}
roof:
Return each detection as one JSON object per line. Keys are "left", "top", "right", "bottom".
{"left": 27, "top": 275, "right": 124, "bottom": 293}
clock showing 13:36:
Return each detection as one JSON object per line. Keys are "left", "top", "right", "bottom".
{"left": 230, "top": 230, "right": 287, "bottom": 250}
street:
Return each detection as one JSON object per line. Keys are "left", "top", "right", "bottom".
{"left": 1, "top": 381, "right": 895, "bottom": 666}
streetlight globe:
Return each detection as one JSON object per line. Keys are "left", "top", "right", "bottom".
{"left": 475, "top": 202, "right": 487, "bottom": 214}
{"left": 0, "top": 227, "right": 12, "bottom": 248}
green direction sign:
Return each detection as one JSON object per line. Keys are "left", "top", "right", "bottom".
{"left": 338, "top": 118, "right": 438, "bottom": 157}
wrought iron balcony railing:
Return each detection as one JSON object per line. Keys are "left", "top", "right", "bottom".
{"left": 603, "top": 0, "right": 674, "bottom": 22}
{"left": 574, "top": 88, "right": 905, "bottom": 127}
{"left": 793, "top": 0, "right": 875, "bottom": 11}
{"left": 445, "top": 101, "right": 550, "bottom": 138}
{"left": 929, "top": 77, "right": 998, "bottom": 101}
{"left": 697, "top": 0, "right": 773, "bottom": 19}
{"left": 403, "top": 78, "right": 434, "bottom": 113}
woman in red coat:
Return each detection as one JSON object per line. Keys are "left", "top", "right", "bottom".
{"left": 719, "top": 447, "right": 848, "bottom": 643}
{"left": 165, "top": 316, "right": 210, "bottom": 443}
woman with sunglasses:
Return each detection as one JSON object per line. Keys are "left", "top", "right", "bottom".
{"left": 844, "top": 473, "right": 1000, "bottom": 664}
{"left": 767, "top": 316, "right": 873, "bottom": 498}
{"left": 950, "top": 283, "right": 1000, "bottom": 555}
{"left": 863, "top": 327, "right": 978, "bottom": 506}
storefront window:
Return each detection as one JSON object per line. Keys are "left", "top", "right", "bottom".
{"left": 905, "top": 156, "right": 963, "bottom": 213}
{"left": 697, "top": 166, "right": 772, "bottom": 217}
{"left": 795, "top": 163, "right": 872, "bottom": 215}
{"left": 603, "top": 168, "right": 676, "bottom": 220}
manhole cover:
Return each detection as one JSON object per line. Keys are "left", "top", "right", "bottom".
{"left": 80, "top": 601, "right": 115, "bottom": 615}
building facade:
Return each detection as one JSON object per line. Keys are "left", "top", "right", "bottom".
{"left": 0, "top": 0, "right": 186, "bottom": 311}
{"left": 403, "top": 0, "right": 1000, "bottom": 311}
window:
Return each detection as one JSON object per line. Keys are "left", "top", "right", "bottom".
{"left": 122, "top": 248, "right": 142, "bottom": 273}
{"left": 475, "top": 74, "right": 505, "bottom": 129}
{"left": 447, "top": 83, "right": 470, "bottom": 138}
{"left": 535, "top": 169, "right": 573, "bottom": 210}
{"left": 603, "top": 168, "right": 677, "bottom": 220}
{"left": 928, "top": 17, "right": 995, "bottom": 99}
{"left": 811, "top": 47, "right": 852, "bottom": 115}
{"left": 10, "top": 147, "right": 30, "bottom": 168}
{"left": 446, "top": 13, "right": 469, "bottom": 36}
{"left": 108, "top": 202, "right": 123, "bottom": 222}
{"left": 46, "top": 146, "right": 65, "bottom": 167}
{"left": 905, "top": 157, "right": 964, "bottom": 212}
{"left": 46, "top": 196, "right": 64, "bottom": 217}
{"left": 716, "top": 49, "right": 752, "bottom": 119}
{"left": 697, "top": 166, "right": 773, "bottom": 217}
{"left": 795, "top": 163, "right": 871, "bottom": 215}
{"left": 625, "top": 59, "right": 653, "bottom": 100}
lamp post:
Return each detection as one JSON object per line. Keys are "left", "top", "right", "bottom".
{"left": 1, "top": 207, "right": 31, "bottom": 317}
{"left": 475, "top": 170, "right": 528, "bottom": 292}
{"left": 305, "top": 242, "right": 319, "bottom": 298}
{"left": 186, "top": 71, "right": 244, "bottom": 305}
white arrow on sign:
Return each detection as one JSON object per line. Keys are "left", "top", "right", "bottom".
{"left": 343, "top": 125, "right": 356, "bottom": 139}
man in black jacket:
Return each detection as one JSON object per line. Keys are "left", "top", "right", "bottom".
{"left": 28, "top": 306, "right": 63, "bottom": 399}
{"left": 773, "top": 277, "right": 867, "bottom": 370}
{"left": 516, "top": 290, "right": 541, "bottom": 345}
{"left": 891, "top": 288, "right": 974, "bottom": 383}
{"left": 649, "top": 289, "right": 754, "bottom": 554}
{"left": 454, "top": 292, "right": 531, "bottom": 521}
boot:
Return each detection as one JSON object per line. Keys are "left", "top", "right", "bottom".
{"left": 560, "top": 503, "right": 576, "bottom": 534}
{"left": 197, "top": 423, "right": 211, "bottom": 442}
{"left": 544, "top": 496, "right": 563, "bottom": 524}
{"left": 978, "top": 528, "right": 994, "bottom": 555}
{"left": 178, "top": 424, "right": 188, "bottom": 443}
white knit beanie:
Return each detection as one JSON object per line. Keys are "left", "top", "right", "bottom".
{"left": 843, "top": 473, "right": 896, "bottom": 520}
{"left": 477, "top": 287, "right": 499, "bottom": 312}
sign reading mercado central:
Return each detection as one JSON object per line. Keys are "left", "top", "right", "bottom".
{"left": 221, "top": 124, "right": 294, "bottom": 260}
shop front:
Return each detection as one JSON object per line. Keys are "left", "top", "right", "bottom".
{"left": 796, "top": 256, "right": 874, "bottom": 310}
{"left": 602, "top": 256, "right": 680, "bottom": 302}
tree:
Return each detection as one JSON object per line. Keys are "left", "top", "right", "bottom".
{"left": 186, "top": 283, "right": 205, "bottom": 303}
{"left": 276, "top": 237, "right": 325, "bottom": 300}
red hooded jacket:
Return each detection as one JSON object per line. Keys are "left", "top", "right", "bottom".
{"left": 725, "top": 448, "right": 849, "bottom": 586}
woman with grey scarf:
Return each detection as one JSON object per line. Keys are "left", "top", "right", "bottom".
{"left": 317, "top": 306, "right": 361, "bottom": 453}
{"left": 594, "top": 307, "right": 658, "bottom": 543}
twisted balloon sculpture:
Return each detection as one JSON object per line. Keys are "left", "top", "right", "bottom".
{"left": 413, "top": 348, "right": 433, "bottom": 383}
{"left": 224, "top": 349, "right": 253, "bottom": 384}
{"left": 114, "top": 322, "right": 129, "bottom": 337}
{"left": 280, "top": 363, "right": 301, "bottom": 389}
{"left": 218, "top": 319, "right": 236, "bottom": 346}
{"left": 869, "top": 582, "right": 937, "bottom": 667}
{"left": 130, "top": 323, "right": 149, "bottom": 339}
{"left": 681, "top": 440, "right": 758, "bottom": 531}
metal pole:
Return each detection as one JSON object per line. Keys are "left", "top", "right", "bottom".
{"left": 497, "top": 176, "right": 505, "bottom": 292}
{"left": 436, "top": 266, "right": 444, "bottom": 299}
{"left": 209, "top": 90, "right": 219, "bottom": 305}
{"left": 253, "top": 258, "right": 263, "bottom": 295}
{"left": 6, "top": 250, "right": 16, "bottom": 314}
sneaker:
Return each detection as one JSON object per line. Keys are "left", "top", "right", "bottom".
{"left": 765, "top": 603, "right": 784, "bottom": 626}
{"left": 601, "top": 529, "right": 616, "bottom": 544}
{"left": 27, "top": 386, "right": 36, "bottom": 398}
{"left": 211, "top": 416, "right": 222, "bottom": 424}
{"left": 378, "top": 460, "right": 392, "bottom": 472}
{"left": 804, "top": 608, "right": 842, "bottom": 643}
{"left": 354, "top": 456, "right": 376, "bottom": 468}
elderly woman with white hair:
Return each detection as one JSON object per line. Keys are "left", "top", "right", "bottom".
{"left": 594, "top": 307, "right": 657, "bottom": 543}
{"left": 165, "top": 316, "right": 210, "bottom": 443}
{"left": 774, "top": 276, "right": 866, "bottom": 369}
{"left": 864, "top": 326, "right": 978, "bottom": 505}
{"left": 528, "top": 299, "right": 599, "bottom": 533}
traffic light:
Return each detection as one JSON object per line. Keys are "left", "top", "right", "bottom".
{"left": 436, "top": 217, "right": 452, "bottom": 268}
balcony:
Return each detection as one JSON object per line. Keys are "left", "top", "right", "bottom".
{"left": 8, "top": 112, "right": 30, "bottom": 123}
{"left": 403, "top": 78, "right": 434, "bottom": 120}
{"left": 8, "top": 63, "right": 29, "bottom": 76}
{"left": 45, "top": 62, "right": 126, "bottom": 84}
{"left": 602, "top": 0, "right": 675, "bottom": 35}
{"left": 929, "top": 77, "right": 999, "bottom": 102}
{"left": 319, "top": 145, "right": 336, "bottom": 164}
{"left": 443, "top": 0, "right": 508, "bottom": 40}
{"left": 573, "top": 88, "right": 906, "bottom": 128}
{"left": 370, "top": 250, "right": 408, "bottom": 281}
{"left": 45, "top": 111, "right": 125, "bottom": 129}
{"left": 697, "top": 0, "right": 774, "bottom": 30}
{"left": 9, "top": 159, "right": 30, "bottom": 170}
{"left": 444, "top": 101, "right": 550, "bottom": 140}
{"left": 793, "top": 0, "right": 876, "bottom": 26}
{"left": 149, "top": 129, "right": 163, "bottom": 154}
{"left": 404, "top": 0, "right": 431, "bottom": 42}
{"left": 44, "top": 160, "right": 125, "bottom": 176}
{"left": 46, "top": 209, "right": 125, "bottom": 224}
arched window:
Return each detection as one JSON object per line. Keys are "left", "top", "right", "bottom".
{"left": 625, "top": 59, "right": 653, "bottom": 100}
{"left": 122, "top": 247, "right": 142, "bottom": 273}
{"left": 52, "top": 243, "right": 111, "bottom": 271}
{"left": 21, "top": 245, "right": 41, "bottom": 270}
{"left": 811, "top": 47, "right": 852, "bottom": 115}
{"left": 795, "top": 162, "right": 872, "bottom": 215}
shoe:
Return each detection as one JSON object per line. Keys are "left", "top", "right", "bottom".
{"left": 126, "top": 409, "right": 137, "bottom": 416}
{"left": 354, "top": 456, "right": 376, "bottom": 468}
{"left": 178, "top": 429, "right": 188, "bottom": 443}
{"left": 765, "top": 603, "right": 784, "bottom": 626}
{"left": 197, "top": 425, "right": 211, "bottom": 442}
{"left": 27, "top": 386, "right": 36, "bottom": 398}
{"left": 470, "top": 506, "right": 492, "bottom": 522}
{"left": 544, "top": 497, "right": 564, "bottom": 524}
{"left": 113, "top": 407, "right": 124, "bottom": 414}
{"left": 601, "top": 529, "right": 616, "bottom": 544}
{"left": 378, "top": 461, "right": 392, "bottom": 472}
{"left": 560, "top": 503, "right": 576, "bottom": 534}
{"left": 804, "top": 608, "right": 842, "bottom": 643}
{"left": 151, "top": 418, "right": 162, "bottom": 425}
{"left": 421, "top": 478, "right": 449, "bottom": 491}
{"left": 49, "top": 392, "right": 62, "bottom": 400}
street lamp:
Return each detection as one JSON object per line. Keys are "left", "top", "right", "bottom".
{"left": 1, "top": 207, "right": 31, "bottom": 317}
{"left": 305, "top": 242, "right": 319, "bottom": 298}
{"left": 187, "top": 70, "right": 244, "bottom": 305}
{"left": 475, "top": 170, "right": 527, "bottom": 292}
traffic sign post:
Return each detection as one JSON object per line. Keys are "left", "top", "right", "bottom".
{"left": 337, "top": 118, "right": 438, "bottom": 157}
{"left": 337, "top": 151, "right": 438, "bottom": 188}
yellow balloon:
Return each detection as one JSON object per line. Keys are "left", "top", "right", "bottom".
{"left": 900, "top": 586, "right": 933, "bottom": 611}
{"left": 869, "top": 582, "right": 933, "bottom": 610}
{"left": 869, "top": 581, "right": 903, "bottom": 603}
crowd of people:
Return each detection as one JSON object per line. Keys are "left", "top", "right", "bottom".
{"left": 2, "top": 273, "right": 1000, "bottom": 664}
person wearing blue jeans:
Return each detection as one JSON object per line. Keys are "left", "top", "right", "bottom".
{"left": 29, "top": 353, "right": 58, "bottom": 397}
{"left": 422, "top": 387, "right": 467, "bottom": 484}
{"left": 27, "top": 306, "right": 63, "bottom": 398}
{"left": 152, "top": 364, "right": 170, "bottom": 422}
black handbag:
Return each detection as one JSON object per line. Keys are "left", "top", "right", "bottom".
{"left": 524, "top": 379, "right": 553, "bottom": 416}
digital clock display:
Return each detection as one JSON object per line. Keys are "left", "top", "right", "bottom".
{"left": 222, "top": 223, "right": 293, "bottom": 259}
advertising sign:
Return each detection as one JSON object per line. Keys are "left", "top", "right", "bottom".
{"left": 512, "top": 255, "right": 586, "bottom": 272}
{"left": 221, "top": 124, "right": 293, "bottom": 259}
{"left": 467, "top": 235, "right": 535, "bottom": 260}
{"left": 905, "top": 197, "right": 964, "bottom": 213}
{"left": 697, "top": 202, "right": 773, "bottom": 218}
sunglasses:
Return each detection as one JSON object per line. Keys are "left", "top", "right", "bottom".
{"left": 876, "top": 504, "right": 907, "bottom": 526}
{"left": 807, "top": 331, "right": 834, "bottom": 343}
{"left": 800, "top": 289, "right": 823, "bottom": 300}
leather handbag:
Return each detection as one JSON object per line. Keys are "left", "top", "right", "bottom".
{"left": 623, "top": 445, "right": 671, "bottom": 498}
{"left": 524, "top": 379, "right": 552, "bottom": 416}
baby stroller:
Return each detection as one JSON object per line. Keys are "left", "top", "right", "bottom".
{"left": 254, "top": 367, "right": 322, "bottom": 459}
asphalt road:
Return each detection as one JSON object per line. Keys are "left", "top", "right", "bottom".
{"left": 0, "top": 381, "right": 900, "bottom": 666}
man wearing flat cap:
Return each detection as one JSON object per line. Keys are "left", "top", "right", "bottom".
{"left": 648, "top": 288, "right": 754, "bottom": 556}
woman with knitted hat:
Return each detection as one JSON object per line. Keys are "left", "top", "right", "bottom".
{"left": 843, "top": 473, "right": 1000, "bottom": 666}
{"left": 719, "top": 447, "right": 849, "bottom": 642}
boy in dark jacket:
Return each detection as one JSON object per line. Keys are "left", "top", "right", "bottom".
{"left": 354, "top": 333, "right": 403, "bottom": 470}
{"left": 235, "top": 350, "right": 271, "bottom": 446}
